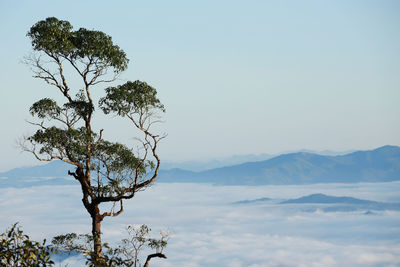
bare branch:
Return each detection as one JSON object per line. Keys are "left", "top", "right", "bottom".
{"left": 24, "top": 53, "right": 73, "bottom": 102}
{"left": 101, "top": 200, "right": 124, "bottom": 218}
{"left": 143, "top": 253, "right": 167, "bottom": 267}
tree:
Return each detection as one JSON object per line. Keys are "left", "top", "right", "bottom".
{"left": 22, "top": 17, "right": 166, "bottom": 264}
{"left": 0, "top": 223, "right": 54, "bottom": 266}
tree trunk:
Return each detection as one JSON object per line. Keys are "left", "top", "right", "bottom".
{"left": 92, "top": 205, "right": 103, "bottom": 263}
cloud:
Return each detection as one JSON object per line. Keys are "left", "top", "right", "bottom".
{"left": 0, "top": 182, "right": 400, "bottom": 266}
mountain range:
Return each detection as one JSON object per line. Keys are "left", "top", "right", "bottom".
{"left": 235, "top": 193, "right": 400, "bottom": 212}
{"left": 159, "top": 145, "right": 400, "bottom": 185}
{"left": 1, "top": 145, "right": 399, "bottom": 187}
{"left": 280, "top": 193, "right": 376, "bottom": 204}
{"left": 162, "top": 149, "right": 355, "bottom": 171}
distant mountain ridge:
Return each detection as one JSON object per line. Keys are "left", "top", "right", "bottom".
{"left": 280, "top": 193, "right": 378, "bottom": 204}
{"left": 162, "top": 149, "right": 356, "bottom": 171}
{"left": 234, "top": 193, "right": 400, "bottom": 212}
{"left": 1, "top": 160, "right": 71, "bottom": 179}
{"left": 161, "top": 153, "right": 274, "bottom": 172}
{"left": 159, "top": 145, "right": 400, "bottom": 185}
{"left": 0, "top": 146, "right": 399, "bottom": 187}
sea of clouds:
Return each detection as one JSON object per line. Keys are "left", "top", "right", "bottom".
{"left": 1, "top": 182, "right": 400, "bottom": 266}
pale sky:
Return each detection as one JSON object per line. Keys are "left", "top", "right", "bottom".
{"left": 0, "top": 0, "right": 399, "bottom": 171}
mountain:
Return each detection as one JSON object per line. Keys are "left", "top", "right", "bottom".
{"left": 234, "top": 197, "right": 272, "bottom": 204}
{"left": 235, "top": 193, "right": 400, "bottom": 212}
{"left": 161, "top": 153, "right": 274, "bottom": 172}
{"left": 280, "top": 193, "right": 377, "bottom": 204}
{"left": 1, "top": 146, "right": 399, "bottom": 187}
{"left": 161, "top": 149, "right": 355, "bottom": 172}
{"left": 159, "top": 145, "right": 400, "bottom": 185}
{"left": 280, "top": 193, "right": 400, "bottom": 212}
{"left": 0, "top": 160, "right": 74, "bottom": 187}
{"left": 1, "top": 160, "right": 72, "bottom": 179}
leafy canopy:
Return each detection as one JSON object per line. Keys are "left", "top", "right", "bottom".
{"left": 100, "top": 81, "right": 166, "bottom": 116}
{"left": 27, "top": 17, "right": 128, "bottom": 73}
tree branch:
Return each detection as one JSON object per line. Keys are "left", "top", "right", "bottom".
{"left": 143, "top": 253, "right": 167, "bottom": 267}
{"left": 101, "top": 200, "right": 123, "bottom": 218}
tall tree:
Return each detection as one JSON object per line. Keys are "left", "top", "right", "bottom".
{"left": 22, "top": 17, "right": 166, "bottom": 264}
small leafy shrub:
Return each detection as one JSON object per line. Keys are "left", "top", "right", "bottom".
{"left": 51, "top": 224, "right": 170, "bottom": 267}
{"left": 0, "top": 223, "right": 54, "bottom": 266}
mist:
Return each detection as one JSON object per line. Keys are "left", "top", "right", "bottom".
{"left": 1, "top": 182, "right": 399, "bottom": 266}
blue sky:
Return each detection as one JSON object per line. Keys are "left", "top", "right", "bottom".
{"left": 0, "top": 0, "right": 399, "bottom": 171}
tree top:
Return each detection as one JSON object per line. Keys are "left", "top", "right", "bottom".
{"left": 27, "top": 17, "right": 129, "bottom": 73}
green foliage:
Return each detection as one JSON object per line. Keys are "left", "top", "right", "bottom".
{"left": 97, "top": 141, "right": 146, "bottom": 179}
{"left": 100, "top": 81, "right": 165, "bottom": 116}
{"left": 70, "top": 28, "right": 128, "bottom": 72}
{"left": 27, "top": 125, "right": 152, "bottom": 196}
{"left": 27, "top": 17, "right": 128, "bottom": 73}
{"left": 51, "top": 233, "right": 88, "bottom": 253}
{"left": 29, "top": 91, "right": 93, "bottom": 123}
{"left": 27, "top": 17, "right": 74, "bottom": 56}
{"left": 0, "top": 223, "right": 54, "bottom": 266}
{"left": 51, "top": 225, "right": 169, "bottom": 267}
{"left": 95, "top": 141, "right": 144, "bottom": 173}
{"left": 90, "top": 140, "right": 150, "bottom": 197}
{"left": 64, "top": 100, "right": 94, "bottom": 118}
{"left": 28, "top": 126, "right": 95, "bottom": 162}
{"left": 30, "top": 98, "right": 62, "bottom": 120}
{"left": 120, "top": 225, "right": 169, "bottom": 267}
{"left": 51, "top": 232, "right": 127, "bottom": 266}
{"left": 147, "top": 238, "right": 167, "bottom": 253}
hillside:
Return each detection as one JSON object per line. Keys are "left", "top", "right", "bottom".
{"left": 1, "top": 146, "right": 399, "bottom": 186}
{"left": 280, "top": 193, "right": 377, "bottom": 204}
{"left": 159, "top": 145, "right": 400, "bottom": 185}
{"left": 234, "top": 193, "right": 400, "bottom": 212}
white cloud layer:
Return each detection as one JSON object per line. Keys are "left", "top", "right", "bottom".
{"left": 1, "top": 182, "right": 400, "bottom": 266}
